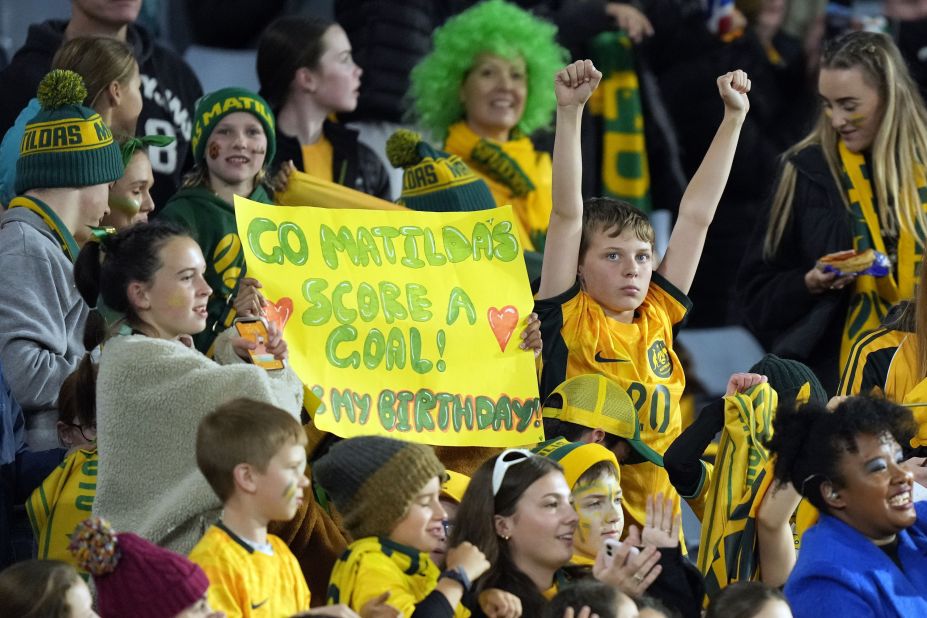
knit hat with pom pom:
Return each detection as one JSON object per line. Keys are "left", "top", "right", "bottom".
{"left": 386, "top": 128, "right": 494, "bottom": 212}
{"left": 69, "top": 517, "right": 209, "bottom": 618}
{"left": 15, "top": 69, "right": 124, "bottom": 194}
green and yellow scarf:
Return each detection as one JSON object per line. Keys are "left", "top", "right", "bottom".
{"left": 838, "top": 140, "right": 927, "bottom": 370}
{"left": 697, "top": 383, "right": 776, "bottom": 603}
{"left": 587, "top": 32, "right": 651, "bottom": 213}
{"left": 445, "top": 121, "right": 552, "bottom": 252}
{"left": 8, "top": 196, "right": 81, "bottom": 262}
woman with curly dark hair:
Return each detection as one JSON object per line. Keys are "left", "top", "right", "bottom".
{"left": 766, "top": 396, "right": 927, "bottom": 617}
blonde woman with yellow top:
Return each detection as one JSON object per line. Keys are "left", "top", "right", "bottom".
{"left": 409, "top": 0, "right": 567, "bottom": 254}
{"left": 738, "top": 31, "right": 927, "bottom": 394}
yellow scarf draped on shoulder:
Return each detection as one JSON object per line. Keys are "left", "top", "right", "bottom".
{"left": 838, "top": 141, "right": 926, "bottom": 371}
{"left": 697, "top": 384, "right": 776, "bottom": 603}
{"left": 444, "top": 122, "right": 552, "bottom": 252}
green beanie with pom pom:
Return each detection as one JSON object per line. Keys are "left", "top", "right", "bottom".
{"left": 386, "top": 128, "right": 494, "bottom": 213}
{"left": 15, "top": 69, "right": 124, "bottom": 194}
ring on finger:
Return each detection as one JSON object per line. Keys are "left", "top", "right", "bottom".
{"left": 632, "top": 572, "right": 645, "bottom": 583}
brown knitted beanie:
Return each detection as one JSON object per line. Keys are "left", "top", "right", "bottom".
{"left": 314, "top": 436, "right": 445, "bottom": 540}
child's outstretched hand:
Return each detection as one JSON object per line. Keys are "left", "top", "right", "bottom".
{"left": 555, "top": 60, "right": 602, "bottom": 109}
{"left": 717, "top": 70, "right": 751, "bottom": 115}
{"left": 624, "top": 493, "right": 681, "bottom": 549}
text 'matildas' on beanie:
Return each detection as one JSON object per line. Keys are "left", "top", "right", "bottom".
{"left": 190, "top": 87, "right": 276, "bottom": 165}
{"left": 69, "top": 517, "right": 209, "bottom": 618}
{"left": 386, "top": 128, "right": 495, "bottom": 212}
{"left": 314, "top": 435, "right": 446, "bottom": 540}
{"left": 15, "top": 70, "right": 124, "bottom": 194}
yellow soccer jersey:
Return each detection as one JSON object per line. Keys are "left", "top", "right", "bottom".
{"left": 189, "top": 523, "right": 311, "bottom": 618}
{"left": 838, "top": 328, "right": 907, "bottom": 396}
{"left": 681, "top": 460, "right": 713, "bottom": 522}
{"left": 884, "top": 334, "right": 921, "bottom": 403}
{"left": 26, "top": 447, "right": 97, "bottom": 574}
{"left": 327, "top": 536, "right": 469, "bottom": 617}
{"left": 536, "top": 273, "right": 691, "bottom": 532}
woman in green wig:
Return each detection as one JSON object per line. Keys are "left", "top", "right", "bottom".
{"left": 410, "top": 0, "right": 566, "bottom": 254}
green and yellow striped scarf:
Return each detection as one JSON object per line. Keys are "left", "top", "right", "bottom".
{"left": 697, "top": 383, "right": 776, "bottom": 603}
{"left": 588, "top": 32, "right": 650, "bottom": 213}
{"left": 838, "top": 140, "right": 927, "bottom": 371}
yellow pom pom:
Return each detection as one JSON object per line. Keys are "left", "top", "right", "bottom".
{"left": 386, "top": 129, "right": 423, "bottom": 168}
{"left": 37, "top": 69, "right": 88, "bottom": 110}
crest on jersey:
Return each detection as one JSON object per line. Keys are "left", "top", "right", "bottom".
{"left": 647, "top": 340, "right": 672, "bottom": 378}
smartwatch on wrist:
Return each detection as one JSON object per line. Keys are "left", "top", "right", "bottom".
{"left": 440, "top": 566, "right": 472, "bottom": 592}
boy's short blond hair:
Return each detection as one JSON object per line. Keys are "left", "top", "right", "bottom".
{"left": 579, "top": 197, "right": 655, "bottom": 263}
{"left": 196, "top": 398, "right": 306, "bottom": 503}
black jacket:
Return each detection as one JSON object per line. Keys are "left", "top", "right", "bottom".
{"left": 653, "top": 22, "right": 814, "bottom": 327}
{"left": 0, "top": 20, "right": 203, "bottom": 209}
{"left": 736, "top": 146, "right": 853, "bottom": 394}
{"left": 272, "top": 120, "right": 392, "bottom": 200}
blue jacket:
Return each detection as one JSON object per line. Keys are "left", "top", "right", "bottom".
{"left": 0, "top": 98, "right": 39, "bottom": 207}
{"left": 786, "top": 501, "right": 927, "bottom": 618}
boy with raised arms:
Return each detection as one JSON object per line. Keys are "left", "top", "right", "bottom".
{"left": 535, "top": 59, "right": 750, "bottom": 533}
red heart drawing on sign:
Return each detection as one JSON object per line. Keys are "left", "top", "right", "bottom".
{"left": 264, "top": 297, "right": 293, "bottom": 333}
{"left": 487, "top": 305, "right": 519, "bottom": 352}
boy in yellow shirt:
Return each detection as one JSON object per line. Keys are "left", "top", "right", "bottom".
{"left": 189, "top": 398, "right": 358, "bottom": 617}
{"left": 26, "top": 356, "right": 97, "bottom": 575}
{"left": 316, "top": 435, "right": 508, "bottom": 617}
{"left": 536, "top": 59, "right": 750, "bottom": 533}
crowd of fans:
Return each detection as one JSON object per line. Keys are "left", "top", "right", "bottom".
{"left": 3, "top": 1, "right": 927, "bottom": 617}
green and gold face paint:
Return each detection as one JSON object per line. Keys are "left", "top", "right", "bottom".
{"left": 571, "top": 473, "right": 624, "bottom": 561}
{"left": 283, "top": 480, "right": 298, "bottom": 501}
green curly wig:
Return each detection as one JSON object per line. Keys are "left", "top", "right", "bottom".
{"left": 410, "top": 0, "right": 567, "bottom": 143}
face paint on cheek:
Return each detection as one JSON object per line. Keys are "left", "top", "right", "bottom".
{"left": 573, "top": 477, "right": 622, "bottom": 545}
{"left": 109, "top": 196, "right": 141, "bottom": 215}
{"left": 283, "top": 481, "right": 297, "bottom": 501}
{"left": 166, "top": 292, "right": 187, "bottom": 309}
{"left": 848, "top": 114, "right": 866, "bottom": 127}
{"left": 575, "top": 512, "right": 592, "bottom": 543}
{"left": 252, "top": 145, "right": 266, "bottom": 155}
{"left": 208, "top": 142, "right": 220, "bottom": 160}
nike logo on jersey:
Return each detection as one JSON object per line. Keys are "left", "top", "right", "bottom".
{"left": 251, "top": 599, "right": 269, "bottom": 610}
{"left": 595, "top": 352, "right": 629, "bottom": 363}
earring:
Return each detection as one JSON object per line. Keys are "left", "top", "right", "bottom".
{"left": 499, "top": 534, "right": 510, "bottom": 541}
{"left": 830, "top": 490, "right": 839, "bottom": 499}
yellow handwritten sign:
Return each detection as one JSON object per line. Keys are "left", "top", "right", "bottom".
{"left": 234, "top": 196, "right": 543, "bottom": 446}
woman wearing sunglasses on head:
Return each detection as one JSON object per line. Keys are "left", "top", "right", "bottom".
{"left": 451, "top": 449, "right": 700, "bottom": 617}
